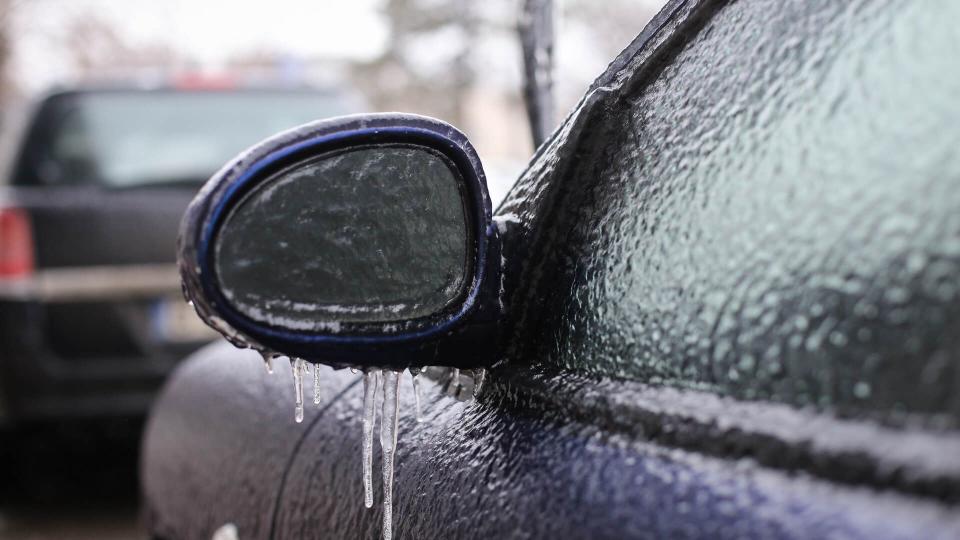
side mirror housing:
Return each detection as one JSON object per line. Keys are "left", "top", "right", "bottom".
{"left": 178, "top": 114, "right": 502, "bottom": 370}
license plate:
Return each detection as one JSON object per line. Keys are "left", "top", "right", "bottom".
{"left": 151, "top": 297, "right": 218, "bottom": 343}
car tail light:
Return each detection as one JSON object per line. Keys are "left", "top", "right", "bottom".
{"left": 0, "top": 208, "right": 34, "bottom": 279}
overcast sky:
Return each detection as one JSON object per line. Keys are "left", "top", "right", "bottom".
{"left": 9, "top": 0, "right": 667, "bottom": 96}
{"left": 11, "top": 0, "right": 389, "bottom": 91}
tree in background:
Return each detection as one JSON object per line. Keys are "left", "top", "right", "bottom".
{"left": 345, "top": 0, "right": 662, "bottom": 199}
{"left": 0, "top": 0, "right": 15, "bottom": 105}
{"left": 351, "top": 0, "right": 661, "bottom": 134}
{"left": 62, "top": 13, "right": 180, "bottom": 82}
{"left": 5, "top": 5, "right": 181, "bottom": 98}
{"left": 351, "top": 0, "right": 490, "bottom": 127}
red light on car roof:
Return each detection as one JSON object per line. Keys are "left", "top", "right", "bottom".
{"left": 0, "top": 208, "right": 34, "bottom": 279}
{"left": 173, "top": 73, "right": 238, "bottom": 90}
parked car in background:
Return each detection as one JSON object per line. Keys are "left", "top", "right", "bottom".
{"left": 0, "top": 85, "right": 361, "bottom": 424}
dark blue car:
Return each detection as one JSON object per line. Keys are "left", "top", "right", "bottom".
{"left": 142, "top": 1, "right": 960, "bottom": 538}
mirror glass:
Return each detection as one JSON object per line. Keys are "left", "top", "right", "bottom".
{"left": 213, "top": 144, "right": 471, "bottom": 330}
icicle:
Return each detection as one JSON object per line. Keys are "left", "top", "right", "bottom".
{"left": 362, "top": 369, "right": 381, "bottom": 509}
{"left": 473, "top": 369, "right": 487, "bottom": 396}
{"left": 410, "top": 369, "right": 424, "bottom": 422}
{"left": 380, "top": 370, "right": 401, "bottom": 540}
{"left": 291, "top": 358, "right": 307, "bottom": 423}
{"left": 313, "top": 363, "right": 322, "bottom": 405}
{"left": 450, "top": 368, "right": 461, "bottom": 392}
{"left": 261, "top": 351, "right": 275, "bottom": 374}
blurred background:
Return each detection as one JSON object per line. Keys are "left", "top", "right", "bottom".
{"left": 1, "top": 0, "right": 666, "bottom": 202}
{"left": 0, "top": 0, "right": 664, "bottom": 538}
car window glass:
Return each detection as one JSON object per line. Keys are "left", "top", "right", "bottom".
{"left": 40, "top": 91, "right": 355, "bottom": 187}
{"left": 526, "top": 0, "right": 960, "bottom": 425}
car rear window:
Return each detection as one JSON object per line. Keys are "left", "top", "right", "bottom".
{"left": 27, "top": 90, "right": 357, "bottom": 188}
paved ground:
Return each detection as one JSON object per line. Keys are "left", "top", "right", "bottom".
{"left": 0, "top": 419, "right": 145, "bottom": 539}
{"left": 0, "top": 506, "right": 139, "bottom": 540}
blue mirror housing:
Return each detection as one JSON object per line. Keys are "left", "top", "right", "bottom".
{"left": 178, "top": 114, "right": 502, "bottom": 370}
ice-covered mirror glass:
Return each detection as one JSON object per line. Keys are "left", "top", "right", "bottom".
{"left": 213, "top": 144, "right": 471, "bottom": 329}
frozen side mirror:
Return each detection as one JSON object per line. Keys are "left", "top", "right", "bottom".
{"left": 178, "top": 114, "right": 501, "bottom": 370}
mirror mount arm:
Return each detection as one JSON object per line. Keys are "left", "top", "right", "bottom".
{"left": 415, "top": 222, "right": 505, "bottom": 370}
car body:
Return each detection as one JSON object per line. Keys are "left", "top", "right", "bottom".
{"left": 143, "top": 1, "right": 960, "bottom": 538}
{"left": 0, "top": 86, "right": 360, "bottom": 423}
